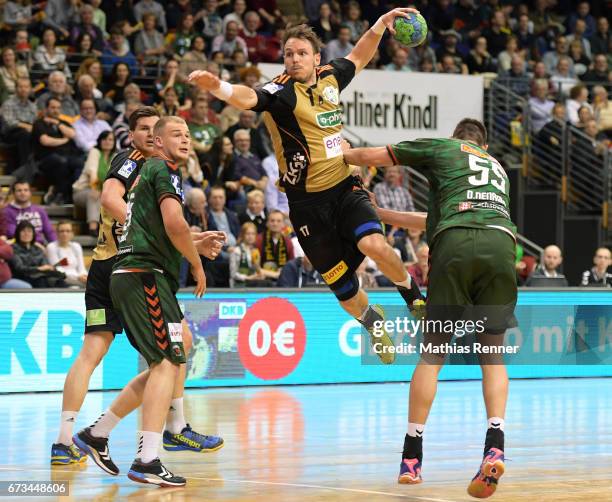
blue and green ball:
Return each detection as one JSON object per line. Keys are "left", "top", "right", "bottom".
{"left": 393, "top": 14, "right": 428, "bottom": 48}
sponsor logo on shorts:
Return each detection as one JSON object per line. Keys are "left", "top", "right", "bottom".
{"left": 86, "top": 308, "right": 107, "bottom": 327}
{"left": 461, "top": 143, "right": 488, "bottom": 159}
{"left": 323, "top": 132, "right": 343, "bottom": 159}
{"left": 322, "top": 260, "right": 348, "bottom": 284}
{"left": 168, "top": 323, "right": 183, "bottom": 343}
{"left": 316, "top": 109, "right": 342, "bottom": 128}
{"left": 118, "top": 159, "right": 137, "bottom": 178}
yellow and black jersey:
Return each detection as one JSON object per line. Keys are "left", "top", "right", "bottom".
{"left": 92, "top": 149, "right": 145, "bottom": 261}
{"left": 252, "top": 58, "right": 356, "bottom": 201}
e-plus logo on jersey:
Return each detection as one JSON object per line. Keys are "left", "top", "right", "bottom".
{"left": 237, "top": 298, "right": 306, "bottom": 380}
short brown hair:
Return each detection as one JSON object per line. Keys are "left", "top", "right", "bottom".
{"left": 569, "top": 84, "right": 586, "bottom": 100}
{"left": 282, "top": 24, "right": 322, "bottom": 54}
{"left": 128, "top": 106, "right": 160, "bottom": 131}
{"left": 452, "top": 118, "right": 487, "bottom": 146}
{"left": 57, "top": 220, "right": 73, "bottom": 232}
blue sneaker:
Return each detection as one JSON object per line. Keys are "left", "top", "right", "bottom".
{"left": 50, "top": 443, "right": 87, "bottom": 465}
{"left": 163, "top": 424, "right": 224, "bottom": 452}
{"left": 398, "top": 458, "right": 423, "bottom": 484}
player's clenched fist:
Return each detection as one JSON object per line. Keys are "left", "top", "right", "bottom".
{"left": 188, "top": 71, "right": 221, "bottom": 91}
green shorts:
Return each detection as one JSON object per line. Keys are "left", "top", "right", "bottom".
{"left": 110, "top": 270, "right": 186, "bottom": 366}
{"left": 427, "top": 227, "right": 517, "bottom": 334}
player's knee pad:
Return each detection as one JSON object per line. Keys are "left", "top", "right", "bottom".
{"left": 330, "top": 274, "right": 360, "bottom": 302}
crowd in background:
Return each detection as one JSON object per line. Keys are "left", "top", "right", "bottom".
{"left": 0, "top": 0, "right": 609, "bottom": 289}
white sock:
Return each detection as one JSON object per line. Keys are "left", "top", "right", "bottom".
{"left": 408, "top": 422, "right": 425, "bottom": 437}
{"left": 57, "top": 411, "right": 78, "bottom": 445}
{"left": 89, "top": 410, "right": 121, "bottom": 438}
{"left": 393, "top": 274, "right": 412, "bottom": 289}
{"left": 166, "top": 397, "right": 187, "bottom": 434}
{"left": 137, "top": 431, "right": 162, "bottom": 463}
{"left": 488, "top": 417, "right": 505, "bottom": 431}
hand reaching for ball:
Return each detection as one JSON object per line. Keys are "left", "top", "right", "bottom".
{"left": 188, "top": 70, "right": 221, "bottom": 92}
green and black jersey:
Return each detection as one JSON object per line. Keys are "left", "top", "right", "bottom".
{"left": 114, "top": 157, "right": 185, "bottom": 291}
{"left": 252, "top": 58, "right": 356, "bottom": 201}
{"left": 388, "top": 138, "right": 517, "bottom": 244}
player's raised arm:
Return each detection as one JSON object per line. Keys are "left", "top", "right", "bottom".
{"left": 345, "top": 7, "right": 419, "bottom": 73}
{"left": 188, "top": 71, "right": 258, "bottom": 110}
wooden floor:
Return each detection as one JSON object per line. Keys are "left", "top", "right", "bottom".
{"left": 1, "top": 379, "right": 611, "bottom": 501}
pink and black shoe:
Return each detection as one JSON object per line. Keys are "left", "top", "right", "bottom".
{"left": 398, "top": 458, "right": 423, "bottom": 484}
{"left": 467, "top": 447, "right": 505, "bottom": 498}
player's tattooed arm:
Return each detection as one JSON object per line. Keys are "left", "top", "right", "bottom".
{"left": 101, "top": 178, "right": 128, "bottom": 224}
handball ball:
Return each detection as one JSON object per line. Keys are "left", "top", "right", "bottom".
{"left": 393, "top": 14, "right": 428, "bottom": 48}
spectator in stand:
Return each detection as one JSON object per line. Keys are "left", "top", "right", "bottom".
{"left": 76, "top": 58, "right": 103, "bottom": 90}
{"left": 207, "top": 186, "right": 239, "bottom": 286}
{"left": 9, "top": 220, "right": 66, "bottom": 288}
{"left": 0, "top": 236, "right": 31, "bottom": 288}
{"left": 73, "top": 99, "right": 112, "bottom": 153}
{"left": 171, "top": 13, "right": 196, "bottom": 59}
{"left": 46, "top": 221, "right": 88, "bottom": 287}
{"left": 0, "top": 77, "right": 36, "bottom": 170}
{"left": 566, "top": 1, "right": 595, "bottom": 39}
{"left": 3, "top": 0, "right": 36, "bottom": 32}
{"left": 439, "top": 54, "right": 464, "bottom": 74}
{"left": 155, "top": 58, "right": 186, "bottom": 103}
{"left": 101, "top": 25, "right": 138, "bottom": 76}
{"left": 238, "top": 188, "right": 267, "bottom": 234}
{"left": 497, "top": 36, "right": 522, "bottom": 73}
{"left": 436, "top": 29, "right": 467, "bottom": 73}
{"left": 311, "top": 2, "right": 338, "bottom": 46}
{"left": 550, "top": 56, "right": 577, "bottom": 97}
{"left": 179, "top": 36, "right": 208, "bottom": 78}
{"left": 525, "top": 244, "right": 568, "bottom": 286}
{"left": 343, "top": 0, "right": 368, "bottom": 44}
{"left": 133, "top": 0, "right": 167, "bottom": 33}
{"left": 134, "top": 12, "right": 166, "bottom": 68}
{"left": 407, "top": 243, "right": 429, "bottom": 287}
{"left": 240, "top": 12, "right": 268, "bottom": 64}
{"left": 543, "top": 35, "right": 573, "bottom": 76}
{"left": 323, "top": 24, "right": 353, "bottom": 63}
{"left": 535, "top": 102, "right": 566, "bottom": 163}
{"left": 3, "top": 181, "right": 56, "bottom": 244}
{"left": 580, "top": 247, "right": 612, "bottom": 287}
{"left": 90, "top": 0, "right": 107, "bottom": 35}
{"left": 581, "top": 54, "right": 609, "bottom": 86}
{"left": 35, "top": 71, "right": 79, "bottom": 118}
{"left": 262, "top": 153, "right": 288, "bottom": 215}
{"left": 566, "top": 84, "right": 592, "bottom": 126}
{"left": 0, "top": 47, "right": 28, "bottom": 101}
{"left": 567, "top": 18, "right": 592, "bottom": 61}
{"left": 102, "top": 0, "right": 137, "bottom": 34}
{"left": 568, "top": 39, "right": 590, "bottom": 78}
{"left": 201, "top": 136, "right": 234, "bottom": 187}
{"left": 183, "top": 187, "right": 208, "bottom": 232}
{"left": 229, "top": 221, "right": 267, "bottom": 287}
{"left": 14, "top": 29, "right": 31, "bottom": 66}
{"left": 529, "top": 79, "right": 555, "bottom": 133}
{"left": 453, "top": 0, "right": 480, "bottom": 44}
{"left": 76, "top": 74, "right": 114, "bottom": 120}
{"left": 592, "top": 86, "right": 612, "bottom": 136}
{"left": 43, "top": 0, "right": 79, "bottom": 40}
{"left": 256, "top": 209, "right": 294, "bottom": 282}
{"left": 212, "top": 20, "right": 248, "bottom": 60}
{"left": 514, "top": 13, "right": 536, "bottom": 58}
{"left": 572, "top": 105, "right": 594, "bottom": 132}
{"left": 226, "top": 110, "right": 268, "bottom": 160}
{"left": 499, "top": 54, "right": 530, "bottom": 95}
{"left": 32, "top": 29, "right": 71, "bottom": 79}
{"left": 590, "top": 17, "right": 609, "bottom": 56}
{"left": 188, "top": 98, "right": 221, "bottom": 166}
{"left": 68, "top": 33, "right": 98, "bottom": 66}
{"left": 202, "top": 0, "right": 224, "bottom": 43}
{"left": 32, "top": 97, "right": 81, "bottom": 204}
{"left": 408, "top": 41, "right": 437, "bottom": 72}
{"left": 466, "top": 36, "right": 496, "bottom": 74}
{"left": 224, "top": 0, "right": 247, "bottom": 31}
{"left": 483, "top": 10, "right": 511, "bottom": 58}
{"left": 104, "top": 62, "right": 132, "bottom": 107}
{"left": 249, "top": 0, "right": 281, "bottom": 29}
{"left": 384, "top": 47, "right": 411, "bottom": 72}
{"left": 70, "top": 4, "right": 105, "bottom": 54}
{"left": 155, "top": 86, "right": 181, "bottom": 116}
{"left": 374, "top": 165, "right": 415, "bottom": 213}
{"left": 231, "top": 129, "right": 268, "bottom": 196}
{"left": 277, "top": 255, "right": 324, "bottom": 287}
{"left": 72, "top": 130, "right": 115, "bottom": 235}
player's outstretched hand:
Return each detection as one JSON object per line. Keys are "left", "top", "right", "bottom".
{"left": 192, "top": 230, "right": 226, "bottom": 259}
{"left": 381, "top": 7, "right": 420, "bottom": 35}
{"left": 188, "top": 70, "right": 221, "bottom": 91}
{"left": 192, "top": 263, "right": 206, "bottom": 298}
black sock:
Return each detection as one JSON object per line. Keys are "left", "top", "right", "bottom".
{"left": 484, "top": 428, "right": 504, "bottom": 455}
{"left": 403, "top": 433, "right": 423, "bottom": 462}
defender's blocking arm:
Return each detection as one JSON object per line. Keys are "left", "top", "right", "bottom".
{"left": 343, "top": 146, "right": 395, "bottom": 168}
{"left": 376, "top": 208, "right": 427, "bottom": 231}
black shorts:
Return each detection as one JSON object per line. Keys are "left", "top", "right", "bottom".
{"left": 289, "top": 177, "right": 383, "bottom": 294}
{"left": 84, "top": 257, "right": 123, "bottom": 335}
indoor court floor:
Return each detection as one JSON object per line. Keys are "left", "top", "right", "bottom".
{"left": 1, "top": 378, "right": 611, "bottom": 502}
